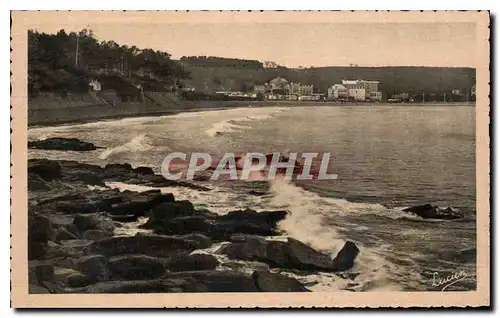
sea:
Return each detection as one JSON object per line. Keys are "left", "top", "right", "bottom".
{"left": 29, "top": 104, "right": 477, "bottom": 292}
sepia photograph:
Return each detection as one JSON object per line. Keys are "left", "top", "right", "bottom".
{"left": 10, "top": 11, "right": 490, "bottom": 308}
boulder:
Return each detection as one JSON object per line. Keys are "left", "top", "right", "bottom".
{"left": 82, "top": 230, "right": 113, "bottom": 241}
{"left": 402, "top": 204, "right": 463, "bottom": 220}
{"left": 53, "top": 225, "right": 81, "bottom": 242}
{"left": 87, "top": 234, "right": 206, "bottom": 258}
{"left": 134, "top": 166, "right": 155, "bottom": 175}
{"left": 74, "top": 255, "right": 110, "bottom": 282}
{"left": 53, "top": 268, "right": 92, "bottom": 288}
{"left": 110, "top": 214, "right": 139, "bottom": 223}
{"left": 108, "top": 192, "right": 175, "bottom": 217}
{"left": 108, "top": 255, "right": 166, "bottom": 280}
{"left": 72, "top": 278, "right": 200, "bottom": 293}
{"left": 286, "top": 237, "right": 337, "bottom": 271}
{"left": 28, "top": 213, "right": 53, "bottom": 260}
{"left": 168, "top": 270, "right": 259, "bottom": 292}
{"left": 331, "top": 241, "right": 360, "bottom": 271}
{"left": 73, "top": 213, "right": 116, "bottom": 233}
{"left": 28, "top": 137, "right": 98, "bottom": 151}
{"left": 142, "top": 200, "right": 214, "bottom": 230}
{"left": 28, "top": 174, "right": 52, "bottom": 191}
{"left": 218, "top": 236, "right": 360, "bottom": 272}
{"left": 28, "top": 159, "right": 61, "bottom": 181}
{"left": 252, "top": 270, "right": 310, "bottom": 292}
{"left": 178, "top": 233, "right": 213, "bottom": 247}
{"left": 29, "top": 284, "right": 50, "bottom": 294}
{"left": 43, "top": 241, "right": 87, "bottom": 259}
{"left": 29, "top": 261, "right": 54, "bottom": 286}
{"left": 165, "top": 253, "right": 219, "bottom": 272}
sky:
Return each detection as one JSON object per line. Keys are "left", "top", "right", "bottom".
{"left": 33, "top": 21, "right": 476, "bottom": 68}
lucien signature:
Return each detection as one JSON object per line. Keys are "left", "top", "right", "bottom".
{"left": 431, "top": 270, "right": 468, "bottom": 291}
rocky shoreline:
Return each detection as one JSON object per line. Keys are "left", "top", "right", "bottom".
{"left": 28, "top": 157, "right": 361, "bottom": 293}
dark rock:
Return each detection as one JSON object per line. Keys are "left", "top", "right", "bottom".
{"left": 108, "top": 192, "right": 175, "bottom": 217}
{"left": 252, "top": 270, "right": 310, "bottom": 292}
{"left": 28, "top": 159, "right": 61, "bottom": 181}
{"left": 56, "top": 200, "right": 99, "bottom": 214}
{"left": 28, "top": 137, "right": 98, "bottom": 151}
{"left": 87, "top": 234, "right": 206, "bottom": 258}
{"left": 331, "top": 241, "right": 360, "bottom": 271}
{"left": 165, "top": 253, "right": 219, "bottom": 272}
{"left": 110, "top": 214, "right": 138, "bottom": 223}
{"left": 168, "top": 270, "right": 259, "bottom": 292}
{"left": 67, "top": 272, "right": 93, "bottom": 288}
{"left": 108, "top": 255, "right": 166, "bottom": 280}
{"left": 134, "top": 166, "right": 155, "bottom": 175}
{"left": 142, "top": 200, "right": 213, "bottom": 230}
{"left": 286, "top": 237, "right": 336, "bottom": 271}
{"left": 82, "top": 230, "right": 113, "bottom": 241}
{"left": 402, "top": 204, "right": 463, "bottom": 220}
{"left": 249, "top": 190, "right": 267, "bottom": 196}
{"left": 29, "top": 284, "right": 50, "bottom": 294}
{"left": 218, "top": 236, "right": 359, "bottom": 272}
{"left": 178, "top": 233, "right": 213, "bottom": 247}
{"left": 73, "top": 213, "right": 116, "bottom": 233}
{"left": 28, "top": 174, "right": 52, "bottom": 191}
{"left": 28, "top": 213, "right": 53, "bottom": 260}
{"left": 72, "top": 278, "right": 200, "bottom": 293}
{"left": 29, "top": 261, "right": 54, "bottom": 286}
{"left": 74, "top": 255, "right": 110, "bottom": 282}
{"left": 218, "top": 235, "right": 268, "bottom": 261}
{"left": 43, "top": 241, "right": 87, "bottom": 259}
{"left": 53, "top": 226, "right": 81, "bottom": 242}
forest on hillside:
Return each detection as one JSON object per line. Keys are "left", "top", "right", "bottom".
{"left": 28, "top": 29, "right": 189, "bottom": 96}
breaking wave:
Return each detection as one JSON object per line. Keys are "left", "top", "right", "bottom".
{"left": 99, "top": 134, "right": 155, "bottom": 160}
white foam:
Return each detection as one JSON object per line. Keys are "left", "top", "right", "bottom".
{"left": 98, "top": 134, "right": 155, "bottom": 160}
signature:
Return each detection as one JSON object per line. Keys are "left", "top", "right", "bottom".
{"left": 431, "top": 270, "right": 468, "bottom": 291}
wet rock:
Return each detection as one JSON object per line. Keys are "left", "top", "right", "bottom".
{"left": 29, "top": 261, "right": 54, "bottom": 286}
{"left": 142, "top": 200, "right": 213, "bottom": 230}
{"left": 168, "top": 270, "right": 259, "bottom": 292}
{"left": 108, "top": 192, "right": 175, "bottom": 217}
{"left": 82, "top": 229, "right": 113, "bottom": 241}
{"left": 402, "top": 204, "right": 463, "bottom": 220}
{"left": 56, "top": 200, "right": 99, "bottom": 214}
{"left": 219, "top": 235, "right": 268, "bottom": 261}
{"left": 73, "top": 213, "right": 116, "bottom": 233}
{"left": 72, "top": 278, "right": 200, "bottom": 293}
{"left": 165, "top": 253, "right": 219, "bottom": 272}
{"left": 53, "top": 226, "right": 81, "bottom": 242}
{"left": 29, "top": 284, "right": 50, "bottom": 294}
{"left": 331, "top": 241, "right": 360, "bottom": 271}
{"left": 252, "top": 270, "right": 310, "bottom": 292}
{"left": 28, "top": 174, "right": 52, "bottom": 191}
{"left": 28, "top": 137, "right": 98, "bottom": 151}
{"left": 28, "top": 159, "right": 61, "bottom": 181}
{"left": 87, "top": 234, "right": 206, "bottom": 258}
{"left": 108, "top": 255, "right": 166, "bottom": 280}
{"left": 148, "top": 209, "right": 288, "bottom": 240}
{"left": 67, "top": 272, "right": 93, "bottom": 288}
{"left": 43, "top": 241, "right": 87, "bottom": 259}
{"left": 178, "top": 233, "right": 213, "bottom": 247}
{"left": 248, "top": 190, "right": 267, "bottom": 196}
{"left": 28, "top": 213, "right": 53, "bottom": 260}
{"left": 110, "top": 214, "right": 138, "bottom": 223}
{"left": 218, "top": 236, "right": 360, "bottom": 272}
{"left": 286, "top": 237, "right": 336, "bottom": 271}
{"left": 74, "top": 255, "right": 110, "bottom": 282}
{"left": 134, "top": 166, "right": 155, "bottom": 175}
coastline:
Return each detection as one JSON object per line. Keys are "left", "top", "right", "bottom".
{"left": 28, "top": 100, "right": 475, "bottom": 128}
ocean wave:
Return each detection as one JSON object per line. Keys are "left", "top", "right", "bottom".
{"left": 98, "top": 134, "right": 156, "bottom": 160}
{"left": 204, "top": 108, "right": 285, "bottom": 137}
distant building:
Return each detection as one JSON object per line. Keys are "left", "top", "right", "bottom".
{"left": 327, "top": 84, "right": 348, "bottom": 100}
{"left": 252, "top": 85, "right": 266, "bottom": 95}
{"left": 342, "top": 79, "right": 382, "bottom": 101}
{"left": 290, "top": 82, "right": 314, "bottom": 96}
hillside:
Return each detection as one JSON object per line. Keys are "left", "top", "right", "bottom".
{"left": 181, "top": 65, "right": 476, "bottom": 99}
